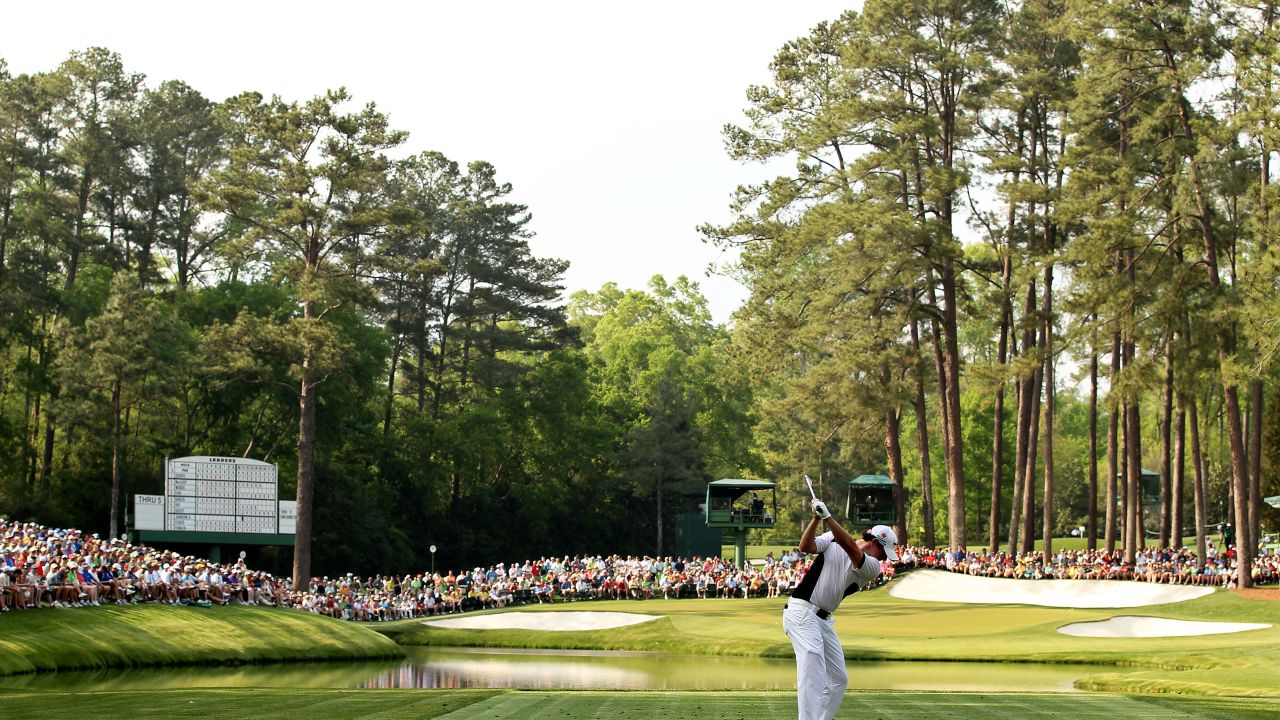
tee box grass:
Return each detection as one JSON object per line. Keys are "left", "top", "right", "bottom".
{"left": 1, "top": 688, "right": 1278, "bottom": 720}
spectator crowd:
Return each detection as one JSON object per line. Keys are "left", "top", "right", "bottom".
{"left": 2, "top": 516, "right": 1274, "bottom": 623}
{"left": 894, "top": 542, "right": 1280, "bottom": 587}
{"left": 0, "top": 518, "right": 288, "bottom": 613}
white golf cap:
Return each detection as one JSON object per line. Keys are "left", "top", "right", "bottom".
{"left": 870, "top": 524, "right": 899, "bottom": 562}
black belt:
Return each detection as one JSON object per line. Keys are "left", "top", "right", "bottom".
{"left": 785, "top": 601, "right": 830, "bottom": 619}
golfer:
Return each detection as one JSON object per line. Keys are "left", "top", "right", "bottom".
{"left": 783, "top": 496, "right": 898, "bottom": 720}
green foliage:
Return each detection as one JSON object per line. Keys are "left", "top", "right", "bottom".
{"left": 569, "top": 276, "right": 762, "bottom": 553}
{"left": 4, "top": 14, "right": 1280, "bottom": 583}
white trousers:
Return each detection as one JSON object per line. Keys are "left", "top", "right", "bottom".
{"left": 782, "top": 604, "right": 847, "bottom": 720}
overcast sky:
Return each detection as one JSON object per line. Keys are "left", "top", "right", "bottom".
{"left": 0, "top": 1, "right": 858, "bottom": 322}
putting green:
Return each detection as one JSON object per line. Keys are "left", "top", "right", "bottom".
{"left": 2, "top": 688, "right": 1278, "bottom": 719}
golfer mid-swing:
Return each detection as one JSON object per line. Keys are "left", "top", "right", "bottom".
{"left": 783, "top": 495, "right": 898, "bottom": 720}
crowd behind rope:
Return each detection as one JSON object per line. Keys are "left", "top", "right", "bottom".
{"left": 294, "top": 552, "right": 896, "bottom": 621}
{"left": 0, "top": 519, "right": 290, "bottom": 612}
{"left": 895, "top": 542, "right": 1280, "bottom": 587}
{"left": 3, "top": 516, "right": 1274, "bottom": 621}
{"left": 0, "top": 517, "right": 893, "bottom": 619}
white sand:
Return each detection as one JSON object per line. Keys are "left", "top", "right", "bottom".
{"left": 889, "top": 569, "right": 1214, "bottom": 608}
{"left": 422, "top": 611, "right": 661, "bottom": 631}
{"left": 1059, "top": 616, "right": 1271, "bottom": 637}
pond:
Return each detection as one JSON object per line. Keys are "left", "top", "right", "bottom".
{"left": 0, "top": 648, "right": 1114, "bottom": 692}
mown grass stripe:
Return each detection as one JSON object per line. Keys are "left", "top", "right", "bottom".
{"left": 0, "top": 604, "right": 401, "bottom": 676}
{"left": 408, "top": 691, "right": 1280, "bottom": 720}
{"left": 4, "top": 687, "right": 1280, "bottom": 718}
{"left": 0, "top": 688, "right": 502, "bottom": 719}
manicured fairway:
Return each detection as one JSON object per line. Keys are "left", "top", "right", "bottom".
{"left": 3, "top": 688, "right": 1279, "bottom": 719}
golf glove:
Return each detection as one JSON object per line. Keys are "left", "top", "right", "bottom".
{"left": 811, "top": 499, "right": 831, "bottom": 520}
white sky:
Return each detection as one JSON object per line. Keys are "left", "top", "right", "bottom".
{"left": 1, "top": 1, "right": 857, "bottom": 323}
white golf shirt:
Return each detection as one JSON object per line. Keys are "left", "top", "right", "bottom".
{"left": 791, "top": 532, "right": 881, "bottom": 614}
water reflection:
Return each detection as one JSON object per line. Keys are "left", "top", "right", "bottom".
{"left": 0, "top": 648, "right": 1110, "bottom": 693}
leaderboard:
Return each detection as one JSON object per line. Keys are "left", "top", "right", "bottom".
{"left": 165, "top": 456, "right": 279, "bottom": 534}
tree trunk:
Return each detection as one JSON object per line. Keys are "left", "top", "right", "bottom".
{"left": 1167, "top": 63, "right": 1253, "bottom": 587}
{"left": 926, "top": 282, "right": 956, "bottom": 548}
{"left": 1008, "top": 376, "right": 1025, "bottom": 556}
{"left": 1189, "top": 396, "right": 1207, "bottom": 569}
{"left": 1124, "top": 397, "right": 1141, "bottom": 564}
{"left": 1159, "top": 342, "right": 1174, "bottom": 547}
{"left": 37, "top": 314, "right": 55, "bottom": 490}
{"left": 415, "top": 321, "right": 429, "bottom": 416}
{"left": 1087, "top": 333, "right": 1099, "bottom": 550}
{"left": 109, "top": 378, "right": 122, "bottom": 540}
{"left": 20, "top": 347, "right": 34, "bottom": 490}
{"left": 1106, "top": 331, "right": 1121, "bottom": 554}
{"left": 1009, "top": 280, "right": 1038, "bottom": 555}
{"left": 939, "top": 262, "right": 967, "bottom": 550}
{"left": 1122, "top": 236, "right": 1140, "bottom": 559}
{"left": 655, "top": 474, "right": 664, "bottom": 556}
{"left": 992, "top": 136, "right": 1020, "bottom": 554}
{"left": 431, "top": 290, "right": 455, "bottom": 422}
{"left": 1022, "top": 365, "right": 1042, "bottom": 555}
{"left": 292, "top": 302, "right": 318, "bottom": 592}
{"left": 989, "top": 300, "right": 1010, "bottom": 553}
{"left": 927, "top": 294, "right": 954, "bottom": 546}
{"left": 1041, "top": 261, "right": 1054, "bottom": 562}
{"left": 40, "top": 408, "right": 55, "bottom": 489}
{"left": 1173, "top": 397, "right": 1186, "bottom": 548}
{"left": 26, "top": 385, "right": 39, "bottom": 489}
{"left": 884, "top": 403, "right": 908, "bottom": 543}
{"left": 67, "top": 168, "right": 91, "bottom": 291}
{"left": 910, "top": 319, "right": 936, "bottom": 547}
{"left": 383, "top": 336, "right": 402, "bottom": 438}
{"left": 1248, "top": 379, "right": 1262, "bottom": 558}
{"left": 1023, "top": 267, "right": 1047, "bottom": 556}
{"left": 1250, "top": 79, "right": 1270, "bottom": 560}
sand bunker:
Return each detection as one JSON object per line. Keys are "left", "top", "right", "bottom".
{"left": 1059, "top": 616, "right": 1271, "bottom": 637}
{"left": 889, "top": 569, "right": 1214, "bottom": 608}
{"left": 422, "top": 611, "right": 661, "bottom": 631}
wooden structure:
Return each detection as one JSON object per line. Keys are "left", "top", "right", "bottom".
{"left": 705, "top": 479, "right": 776, "bottom": 567}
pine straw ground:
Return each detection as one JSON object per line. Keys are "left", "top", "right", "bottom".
{"left": 1235, "top": 587, "right": 1280, "bottom": 602}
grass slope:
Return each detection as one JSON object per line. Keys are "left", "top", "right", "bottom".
{"left": 1, "top": 688, "right": 1278, "bottom": 719}
{"left": 379, "top": 584, "right": 1280, "bottom": 696}
{"left": 0, "top": 604, "right": 402, "bottom": 675}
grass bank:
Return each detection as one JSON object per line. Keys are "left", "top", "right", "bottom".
{"left": 379, "top": 586, "right": 1280, "bottom": 696}
{"left": 0, "top": 604, "right": 402, "bottom": 675}
{"left": 1, "top": 688, "right": 1278, "bottom": 719}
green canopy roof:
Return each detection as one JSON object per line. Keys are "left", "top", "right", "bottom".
{"left": 1265, "top": 495, "right": 1280, "bottom": 509}
{"left": 848, "top": 474, "right": 893, "bottom": 487}
{"left": 708, "top": 478, "right": 776, "bottom": 489}
{"left": 1115, "top": 468, "right": 1161, "bottom": 478}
